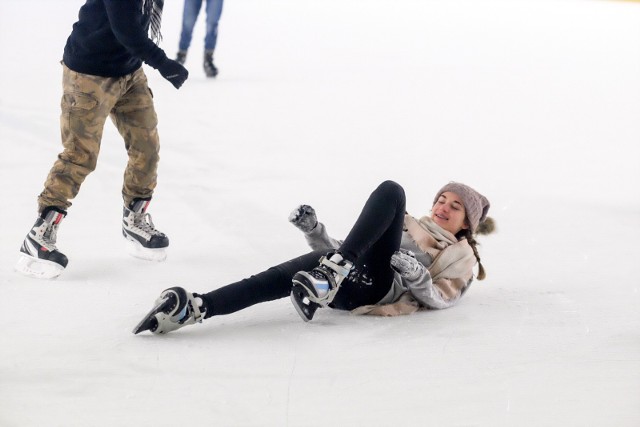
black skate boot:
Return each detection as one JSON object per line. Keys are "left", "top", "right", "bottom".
{"left": 176, "top": 50, "right": 187, "bottom": 65}
{"left": 122, "top": 198, "right": 169, "bottom": 261}
{"left": 15, "top": 207, "right": 68, "bottom": 279}
{"left": 133, "top": 287, "right": 206, "bottom": 335}
{"left": 203, "top": 50, "right": 218, "bottom": 78}
{"left": 291, "top": 252, "right": 353, "bottom": 321}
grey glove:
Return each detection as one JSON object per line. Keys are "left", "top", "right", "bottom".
{"left": 288, "top": 204, "right": 318, "bottom": 233}
{"left": 390, "top": 249, "right": 427, "bottom": 281}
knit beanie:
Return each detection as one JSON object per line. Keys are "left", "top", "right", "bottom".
{"left": 433, "top": 182, "right": 490, "bottom": 233}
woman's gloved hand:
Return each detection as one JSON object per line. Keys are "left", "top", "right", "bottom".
{"left": 288, "top": 204, "right": 318, "bottom": 233}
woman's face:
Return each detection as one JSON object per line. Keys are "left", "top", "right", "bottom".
{"left": 431, "top": 191, "right": 469, "bottom": 235}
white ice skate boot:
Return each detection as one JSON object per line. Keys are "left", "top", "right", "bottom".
{"left": 133, "top": 287, "right": 205, "bottom": 335}
{"left": 291, "top": 252, "right": 353, "bottom": 321}
{"left": 15, "top": 208, "right": 68, "bottom": 279}
{"left": 122, "top": 198, "right": 169, "bottom": 261}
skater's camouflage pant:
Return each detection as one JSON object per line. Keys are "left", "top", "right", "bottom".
{"left": 38, "top": 63, "right": 160, "bottom": 212}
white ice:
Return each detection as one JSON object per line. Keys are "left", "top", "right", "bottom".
{"left": 1, "top": 0, "right": 639, "bottom": 426}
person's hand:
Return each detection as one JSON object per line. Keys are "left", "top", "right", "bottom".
{"left": 288, "top": 204, "right": 318, "bottom": 233}
{"left": 159, "top": 58, "right": 188, "bottom": 89}
{"left": 390, "top": 249, "right": 427, "bottom": 281}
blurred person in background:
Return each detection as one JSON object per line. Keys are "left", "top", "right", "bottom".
{"left": 175, "top": 0, "right": 224, "bottom": 77}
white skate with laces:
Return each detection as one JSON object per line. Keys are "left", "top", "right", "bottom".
{"left": 15, "top": 208, "right": 68, "bottom": 279}
{"left": 122, "top": 198, "right": 169, "bottom": 261}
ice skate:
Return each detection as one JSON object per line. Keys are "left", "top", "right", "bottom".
{"left": 291, "top": 253, "right": 353, "bottom": 321}
{"left": 203, "top": 50, "right": 218, "bottom": 77}
{"left": 122, "top": 198, "right": 169, "bottom": 262}
{"left": 15, "top": 208, "right": 68, "bottom": 279}
{"left": 176, "top": 50, "right": 187, "bottom": 65}
{"left": 133, "top": 287, "right": 205, "bottom": 335}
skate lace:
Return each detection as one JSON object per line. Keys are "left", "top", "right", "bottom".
{"left": 41, "top": 222, "right": 59, "bottom": 250}
{"left": 134, "top": 212, "right": 164, "bottom": 236}
{"left": 311, "top": 269, "right": 330, "bottom": 281}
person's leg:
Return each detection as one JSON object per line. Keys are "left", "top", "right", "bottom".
{"left": 200, "top": 250, "right": 324, "bottom": 317}
{"left": 178, "top": 0, "right": 203, "bottom": 52}
{"left": 110, "top": 68, "right": 170, "bottom": 260}
{"left": 109, "top": 68, "right": 159, "bottom": 206}
{"left": 330, "top": 180, "right": 406, "bottom": 309}
{"left": 134, "top": 251, "right": 326, "bottom": 334}
{"left": 18, "top": 64, "right": 120, "bottom": 278}
{"left": 38, "top": 64, "right": 120, "bottom": 212}
{"left": 339, "top": 180, "right": 406, "bottom": 264}
{"left": 202, "top": 0, "right": 223, "bottom": 76}
{"left": 203, "top": 0, "right": 224, "bottom": 51}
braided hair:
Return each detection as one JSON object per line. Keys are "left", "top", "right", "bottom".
{"left": 456, "top": 217, "right": 496, "bottom": 281}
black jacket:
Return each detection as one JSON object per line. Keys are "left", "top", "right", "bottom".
{"left": 62, "top": 0, "right": 167, "bottom": 77}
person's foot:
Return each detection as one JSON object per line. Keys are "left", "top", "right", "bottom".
{"left": 176, "top": 50, "right": 187, "bottom": 65}
{"left": 15, "top": 207, "right": 68, "bottom": 279}
{"left": 290, "top": 285, "right": 321, "bottom": 322}
{"left": 290, "top": 253, "right": 353, "bottom": 321}
{"left": 203, "top": 50, "right": 218, "bottom": 77}
{"left": 122, "top": 198, "right": 169, "bottom": 261}
{"left": 133, "top": 287, "right": 206, "bottom": 334}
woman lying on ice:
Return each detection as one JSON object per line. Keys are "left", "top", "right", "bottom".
{"left": 133, "top": 180, "right": 495, "bottom": 334}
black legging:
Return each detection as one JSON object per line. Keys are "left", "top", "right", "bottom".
{"left": 202, "top": 180, "right": 406, "bottom": 317}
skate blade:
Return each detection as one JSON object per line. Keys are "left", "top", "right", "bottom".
{"left": 292, "top": 273, "right": 329, "bottom": 306}
{"left": 124, "top": 238, "right": 167, "bottom": 262}
{"left": 132, "top": 295, "right": 172, "bottom": 334}
{"left": 290, "top": 284, "right": 319, "bottom": 322}
{"left": 15, "top": 253, "right": 65, "bottom": 280}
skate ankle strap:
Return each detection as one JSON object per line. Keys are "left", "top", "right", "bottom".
{"left": 187, "top": 293, "right": 204, "bottom": 323}
{"left": 320, "top": 256, "right": 352, "bottom": 278}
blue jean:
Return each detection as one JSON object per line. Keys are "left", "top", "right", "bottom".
{"left": 178, "top": 0, "right": 224, "bottom": 52}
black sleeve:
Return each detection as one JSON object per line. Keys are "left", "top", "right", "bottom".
{"left": 103, "top": 0, "right": 167, "bottom": 69}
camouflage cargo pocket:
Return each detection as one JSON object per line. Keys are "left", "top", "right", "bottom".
{"left": 61, "top": 91, "right": 106, "bottom": 140}
{"left": 61, "top": 91, "right": 98, "bottom": 111}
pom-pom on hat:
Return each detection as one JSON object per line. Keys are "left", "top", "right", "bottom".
{"left": 433, "top": 182, "right": 490, "bottom": 233}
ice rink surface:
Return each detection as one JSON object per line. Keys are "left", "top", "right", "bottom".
{"left": 0, "top": 0, "right": 638, "bottom": 425}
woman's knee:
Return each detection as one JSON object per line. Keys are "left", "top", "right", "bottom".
{"left": 375, "top": 180, "right": 406, "bottom": 204}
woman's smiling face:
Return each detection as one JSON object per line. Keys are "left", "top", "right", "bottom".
{"left": 431, "top": 191, "right": 469, "bottom": 235}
